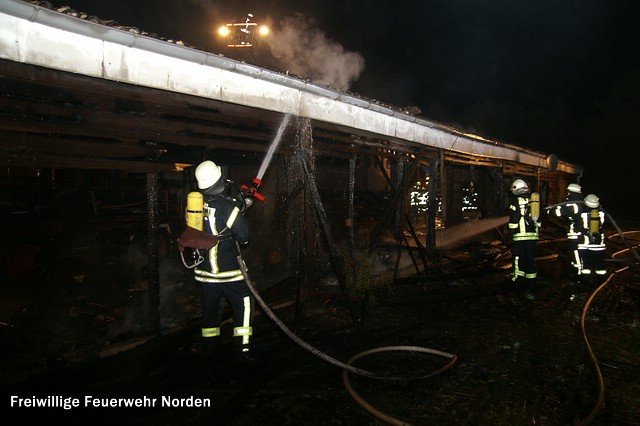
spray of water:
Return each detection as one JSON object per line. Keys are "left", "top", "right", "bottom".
{"left": 256, "top": 114, "right": 291, "bottom": 180}
{"left": 436, "top": 216, "right": 509, "bottom": 249}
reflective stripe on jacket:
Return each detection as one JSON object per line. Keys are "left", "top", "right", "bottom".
{"left": 509, "top": 196, "right": 539, "bottom": 241}
{"left": 194, "top": 194, "right": 250, "bottom": 284}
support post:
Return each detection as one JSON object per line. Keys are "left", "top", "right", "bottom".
{"left": 392, "top": 158, "right": 405, "bottom": 242}
{"left": 295, "top": 119, "right": 359, "bottom": 326}
{"left": 347, "top": 155, "right": 356, "bottom": 260}
{"left": 146, "top": 172, "right": 161, "bottom": 335}
{"left": 369, "top": 147, "right": 426, "bottom": 251}
{"left": 427, "top": 157, "right": 439, "bottom": 252}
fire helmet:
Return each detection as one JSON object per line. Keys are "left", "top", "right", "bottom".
{"left": 195, "top": 160, "right": 222, "bottom": 190}
{"left": 584, "top": 194, "right": 600, "bottom": 209}
{"left": 511, "top": 179, "right": 529, "bottom": 196}
{"left": 567, "top": 183, "right": 582, "bottom": 194}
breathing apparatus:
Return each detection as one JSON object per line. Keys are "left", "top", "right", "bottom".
{"left": 511, "top": 179, "right": 541, "bottom": 221}
{"left": 585, "top": 194, "right": 601, "bottom": 234}
{"left": 530, "top": 192, "right": 540, "bottom": 220}
{"left": 186, "top": 191, "right": 204, "bottom": 231}
{"left": 179, "top": 161, "right": 266, "bottom": 267}
{"left": 177, "top": 161, "right": 224, "bottom": 269}
{"left": 178, "top": 191, "right": 209, "bottom": 269}
{"left": 589, "top": 209, "right": 601, "bottom": 234}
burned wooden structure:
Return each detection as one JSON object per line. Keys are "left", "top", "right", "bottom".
{"left": 0, "top": 0, "right": 582, "bottom": 334}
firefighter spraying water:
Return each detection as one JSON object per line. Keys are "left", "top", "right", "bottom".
{"left": 176, "top": 160, "right": 256, "bottom": 362}
{"left": 176, "top": 113, "right": 293, "bottom": 362}
{"left": 176, "top": 115, "right": 293, "bottom": 267}
{"left": 173, "top": 114, "right": 458, "bottom": 422}
{"left": 178, "top": 113, "right": 292, "bottom": 268}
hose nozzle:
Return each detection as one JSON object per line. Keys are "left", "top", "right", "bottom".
{"left": 242, "top": 177, "right": 265, "bottom": 202}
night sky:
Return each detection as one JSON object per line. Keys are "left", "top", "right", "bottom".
{"left": 46, "top": 0, "right": 639, "bottom": 217}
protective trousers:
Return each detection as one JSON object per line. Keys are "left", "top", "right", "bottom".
{"left": 201, "top": 280, "right": 254, "bottom": 355}
{"left": 567, "top": 236, "right": 582, "bottom": 276}
{"left": 512, "top": 239, "right": 537, "bottom": 289}
{"left": 579, "top": 238, "right": 607, "bottom": 277}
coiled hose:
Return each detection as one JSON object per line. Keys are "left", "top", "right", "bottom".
{"left": 237, "top": 253, "right": 457, "bottom": 424}
{"left": 576, "top": 210, "right": 638, "bottom": 425}
{"left": 237, "top": 210, "right": 637, "bottom": 424}
{"left": 577, "top": 265, "right": 630, "bottom": 426}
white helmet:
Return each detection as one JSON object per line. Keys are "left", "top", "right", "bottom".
{"left": 567, "top": 183, "right": 582, "bottom": 194}
{"left": 584, "top": 194, "right": 600, "bottom": 209}
{"left": 511, "top": 179, "right": 529, "bottom": 196}
{"left": 195, "top": 160, "right": 222, "bottom": 190}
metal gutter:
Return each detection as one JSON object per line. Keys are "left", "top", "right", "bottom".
{"left": 0, "top": 0, "right": 581, "bottom": 175}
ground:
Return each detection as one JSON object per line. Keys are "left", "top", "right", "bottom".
{"left": 1, "top": 228, "right": 639, "bottom": 425}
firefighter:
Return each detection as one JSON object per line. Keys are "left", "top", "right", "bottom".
{"left": 577, "top": 194, "right": 607, "bottom": 281}
{"left": 508, "top": 179, "right": 540, "bottom": 299}
{"left": 192, "top": 160, "right": 257, "bottom": 363}
{"left": 550, "top": 183, "right": 585, "bottom": 277}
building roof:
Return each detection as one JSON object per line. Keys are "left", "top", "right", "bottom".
{"left": 0, "top": 0, "right": 581, "bottom": 176}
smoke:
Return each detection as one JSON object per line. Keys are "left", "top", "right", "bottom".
{"left": 266, "top": 14, "right": 365, "bottom": 91}
{"left": 176, "top": 3, "right": 365, "bottom": 91}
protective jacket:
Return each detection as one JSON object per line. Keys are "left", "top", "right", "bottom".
{"left": 576, "top": 207, "right": 606, "bottom": 276}
{"left": 552, "top": 191, "right": 585, "bottom": 274}
{"left": 509, "top": 196, "right": 540, "bottom": 241}
{"left": 508, "top": 194, "right": 540, "bottom": 284}
{"left": 552, "top": 192, "right": 583, "bottom": 240}
{"left": 194, "top": 189, "right": 254, "bottom": 356}
{"left": 194, "top": 194, "right": 250, "bottom": 283}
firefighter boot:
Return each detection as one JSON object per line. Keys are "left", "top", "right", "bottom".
{"left": 199, "top": 337, "right": 225, "bottom": 362}
{"left": 234, "top": 345, "right": 260, "bottom": 365}
{"left": 524, "top": 278, "right": 536, "bottom": 301}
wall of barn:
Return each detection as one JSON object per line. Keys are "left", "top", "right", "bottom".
{"left": 0, "top": 134, "right": 580, "bottom": 337}
{"left": 212, "top": 149, "right": 567, "bottom": 290}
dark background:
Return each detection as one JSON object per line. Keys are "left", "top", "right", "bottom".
{"left": 45, "top": 0, "right": 640, "bottom": 218}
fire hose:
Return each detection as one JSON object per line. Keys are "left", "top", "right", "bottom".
{"left": 577, "top": 265, "right": 629, "bottom": 426}
{"left": 235, "top": 206, "right": 638, "bottom": 424}
{"left": 545, "top": 200, "right": 640, "bottom": 264}
{"left": 237, "top": 250, "right": 458, "bottom": 426}
{"left": 177, "top": 178, "right": 457, "bottom": 386}
{"left": 182, "top": 187, "right": 636, "bottom": 423}
{"left": 545, "top": 203, "right": 640, "bottom": 426}
{"left": 577, "top": 221, "right": 639, "bottom": 425}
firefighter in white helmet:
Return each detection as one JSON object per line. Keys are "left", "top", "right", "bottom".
{"left": 508, "top": 179, "right": 540, "bottom": 299}
{"left": 192, "top": 160, "right": 257, "bottom": 363}
{"left": 576, "top": 193, "right": 607, "bottom": 281}
{"left": 550, "top": 183, "right": 585, "bottom": 277}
